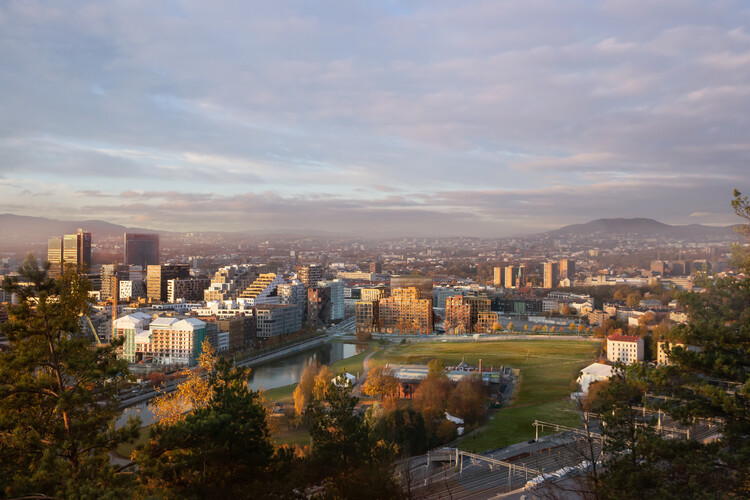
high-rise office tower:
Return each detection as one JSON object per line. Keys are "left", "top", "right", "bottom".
{"left": 47, "top": 229, "right": 91, "bottom": 277}
{"left": 543, "top": 262, "right": 560, "bottom": 289}
{"left": 369, "top": 261, "right": 382, "bottom": 274}
{"left": 47, "top": 238, "right": 63, "bottom": 278}
{"left": 559, "top": 259, "right": 576, "bottom": 280}
{"left": 124, "top": 233, "right": 160, "bottom": 269}
{"left": 504, "top": 266, "right": 517, "bottom": 289}
{"left": 147, "top": 264, "right": 191, "bottom": 302}
{"left": 493, "top": 267, "right": 504, "bottom": 287}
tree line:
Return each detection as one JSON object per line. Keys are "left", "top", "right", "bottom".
{"left": 0, "top": 259, "right": 404, "bottom": 499}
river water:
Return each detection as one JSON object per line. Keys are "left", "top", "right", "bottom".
{"left": 119, "top": 341, "right": 364, "bottom": 427}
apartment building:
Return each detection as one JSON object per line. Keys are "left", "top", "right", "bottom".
{"left": 167, "top": 278, "right": 211, "bottom": 303}
{"left": 114, "top": 313, "right": 207, "bottom": 366}
{"left": 297, "top": 264, "right": 323, "bottom": 288}
{"left": 476, "top": 311, "right": 499, "bottom": 333}
{"left": 255, "top": 304, "right": 302, "bottom": 338}
{"left": 238, "top": 273, "right": 285, "bottom": 306}
{"left": 607, "top": 334, "right": 644, "bottom": 364}
{"left": 445, "top": 295, "right": 490, "bottom": 334}
{"left": 204, "top": 265, "right": 259, "bottom": 302}
{"left": 543, "top": 261, "right": 560, "bottom": 289}
{"left": 378, "top": 287, "right": 433, "bottom": 335}
{"left": 355, "top": 300, "right": 378, "bottom": 335}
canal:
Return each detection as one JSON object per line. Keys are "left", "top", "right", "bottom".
{"left": 119, "top": 341, "right": 364, "bottom": 427}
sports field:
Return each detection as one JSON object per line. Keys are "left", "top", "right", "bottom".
{"left": 370, "top": 339, "right": 600, "bottom": 452}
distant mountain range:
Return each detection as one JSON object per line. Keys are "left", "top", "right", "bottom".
{"left": 537, "top": 218, "right": 739, "bottom": 241}
{"left": 0, "top": 213, "right": 741, "bottom": 247}
{"left": 0, "top": 214, "right": 160, "bottom": 244}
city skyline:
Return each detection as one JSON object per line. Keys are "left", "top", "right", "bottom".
{"left": 1, "top": 1, "right": 748, "bottom": 236}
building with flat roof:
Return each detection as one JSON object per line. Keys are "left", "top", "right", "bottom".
{"left": 167, "top": 278, "right": 211, "bottom": 303}
{"left": 504, "top": 266, "right": 517, "bottom": 289}
{"left": 378, "top": 287, "right": 433, "bottom": 335}
{"left": 255, "top": 304, "right": 302, "bottom": 338}
{"left": 390, "top": 275, "right": 433, "bottom": 299}
{"left": 355, "top": 300, "right": 378, "bottom": 335}
{"left": 543, "top": 261, "right": 560, "bottom": 289}
{"left": 147, "top": 264, "right": 191, "bottom": 302}
{"left": 47, "top": 229, "right": 91, "bottom": 277}
{"left": 493, "top": 267, "right": 504, "bottom": 287}
{"left": 114, "top": 313, "right": 206, "bottom": 366}
{"left": 607, "top": 334, "right": 644, "bottom": 364}
{"left": 445, "top": 295, "right": 490, "bottom": 334}
{"left": 297, "top": 264, "right": 323, "bottom": 288}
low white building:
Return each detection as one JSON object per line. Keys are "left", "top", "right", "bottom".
{"left": 607, "top": 334, "right": 644, "bottom": 364}
{"left": 577, "top": 362, "right": 614, "bottom": 393}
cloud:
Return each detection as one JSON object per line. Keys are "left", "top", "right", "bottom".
{"left": 0, "top": 1, "right": 748, "bottom": 235}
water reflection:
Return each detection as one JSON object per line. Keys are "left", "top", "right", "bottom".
{"left": 119, "top": 342, "right": 364, "bottom": 428}
{"left": 247, "top": 341, "right": 363, "bottom": 391}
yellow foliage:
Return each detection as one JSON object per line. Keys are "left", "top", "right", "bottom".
{"left": 150, "top": 340, "right": 217, "bottom": 426}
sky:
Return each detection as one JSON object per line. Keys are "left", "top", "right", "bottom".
{"left": 0, "top": 0, "right": 749, "bottom": 237}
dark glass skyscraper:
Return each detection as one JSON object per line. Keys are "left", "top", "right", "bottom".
{"left": 124, "top": 233, "right": 160, "bottom": 269}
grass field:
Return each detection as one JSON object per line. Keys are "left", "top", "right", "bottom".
{"left": 329, "top": 345, "right": 375, "bottom": 377}
{"left": 370, "top": 339, "right": 600, "bottom": 453}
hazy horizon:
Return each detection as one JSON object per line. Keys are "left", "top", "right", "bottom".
{"left": 1, "top": 2, "right": 748, "bottom": 236}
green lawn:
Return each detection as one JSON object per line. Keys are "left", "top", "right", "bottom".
{"left": 262, "top": 382, "right": 297, "bottom": 403}
{"left": 329, "top": 346, "right": 375, "bottom": 377}
{"left": 459, "top": 399, "right": 583, "bottom": 453}
{"left": 371, "top": 339, "right": 599, "bottom": 453}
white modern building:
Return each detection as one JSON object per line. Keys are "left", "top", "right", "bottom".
{"left": 114, "top": 313, "right": 206, "bottom": 366}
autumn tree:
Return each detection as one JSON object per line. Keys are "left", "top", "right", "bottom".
{"left": 150, "top": 340, "right": 217, "bottom": 426}
{"left": 0, "top": 257, "right": 140, "bottom": 498}
{"left": 448, "top": 375, "right": 488, "bottom": 427}
{"left": 293, "top": 361, "right": 321, "bottom": 415}
{"left": 362, "top": 365, "right": 399, "bottom": 401}
{"left": 312, "top": 364, "right": 334, "bottom": 400}
{"left": 625, "top": 292, "right": 642, "bottom": 309}
{"left": 427, "top": 358, "right": 445, "bottom": 378}
{"left": 368, "top": 406, "right": 430, "bottom": 457}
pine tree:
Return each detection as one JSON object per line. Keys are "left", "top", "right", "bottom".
{"left": 135, "top": 358, "right": 278, "bottom": 498}
{"left": 0, "top": 256, "right": 139, "bottom": 498}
